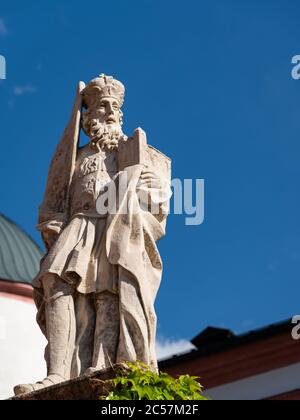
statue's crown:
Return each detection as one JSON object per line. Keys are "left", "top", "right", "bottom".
{"left": 82, "top": 74, "right": 125, "bottom": 108}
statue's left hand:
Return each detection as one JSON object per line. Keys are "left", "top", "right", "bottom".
{"left": 138, "top": 168, "right": 162, "bottom": 189}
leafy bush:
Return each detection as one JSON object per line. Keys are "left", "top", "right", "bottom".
{"left": 99, "top": 362, "right": 209, "bottom": 401}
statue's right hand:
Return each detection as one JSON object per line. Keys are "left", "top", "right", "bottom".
{"left": 42, "top": 231, "right": 59, "bottom": 252}
{"left": 37, "top": 217, "right": 66, "bottom": 251}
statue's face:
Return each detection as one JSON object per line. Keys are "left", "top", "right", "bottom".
{"left": 97, "top": 97, "right": 122, "bottom": 128}
{"left": 83, "top": 97, "right": 123, "bottom": 137}
{"left": 81, "top": 95, "right": 124, "bottom": 149}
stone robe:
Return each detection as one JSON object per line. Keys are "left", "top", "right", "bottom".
{"left": 34, "top": 137, "right": 171, "bottom": 371}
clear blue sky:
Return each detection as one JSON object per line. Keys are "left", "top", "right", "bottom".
{"left": 1, "top": 0, "right": 300, "bottom": 343}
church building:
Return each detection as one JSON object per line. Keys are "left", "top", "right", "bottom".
{"left": 0, "top": 214, "right": 46, "bottom": 399}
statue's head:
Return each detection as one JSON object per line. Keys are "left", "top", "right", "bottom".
{"left": 81, "top": 74, "right": 125, "bottom": 151}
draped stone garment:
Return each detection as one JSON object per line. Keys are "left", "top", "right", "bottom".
{"left": 33, "top": 157, "right": 171, "bottom": 371}
{"left": 33, "top": 147, "right": 120, "bottom": 295}
{"left": 32, "top": 216, "right": 118, "bottom": 295}
{"left": 106, "top": 164, "right": 170, "bottom": 370}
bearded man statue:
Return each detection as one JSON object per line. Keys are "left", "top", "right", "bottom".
{"left": 14, "top": 75, "right": 171, "bottom": 395}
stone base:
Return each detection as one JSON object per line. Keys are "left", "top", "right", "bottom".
{"left": 10, "top": 368, "right": 116, "bottom": 400}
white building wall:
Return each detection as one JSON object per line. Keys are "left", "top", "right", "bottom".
{"left": 0, "top": 296, "right": 47, "bottom": 399}
{"left": 206, "top": 362, "right": 300, "bottom": 400}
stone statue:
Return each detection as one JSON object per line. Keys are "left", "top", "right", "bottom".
{"left": 14, "top": 75, "right": 171, "bottom": 395}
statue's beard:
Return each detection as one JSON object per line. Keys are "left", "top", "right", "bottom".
{"left": 83, "top": 118, "right": 124, "bottom": 152}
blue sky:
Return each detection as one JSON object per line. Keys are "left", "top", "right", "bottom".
{"left": 1, "top": 0, "right": 300, "bottom": 348}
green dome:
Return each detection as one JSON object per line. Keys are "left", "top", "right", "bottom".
{"left": 0, "top": 214, "right": 43, "bottom": 284}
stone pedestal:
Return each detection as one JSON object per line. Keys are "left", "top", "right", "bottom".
{"left": 10, "top": 368, "right": 115, "bottom": 400}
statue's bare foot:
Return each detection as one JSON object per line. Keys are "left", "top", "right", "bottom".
{"left": 14, "top": 374, "right": 65, "bottom": 396}
{"left": 84, "top": 367, "right": 106, "bottom": 376}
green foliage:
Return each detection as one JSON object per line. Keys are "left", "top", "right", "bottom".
{"left": 100, "top": 362, "right": 209, "bottom": 401}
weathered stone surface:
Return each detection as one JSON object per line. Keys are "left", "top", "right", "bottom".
{"left": 14, "top": 74, "right": 172, "bottom": 396}
{"left": 11, "top": 368, "right": 115, "bottom": 401}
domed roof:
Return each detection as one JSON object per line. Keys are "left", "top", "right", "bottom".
{"left": 0, "top": 215, "right": 43, "bottom": 284}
